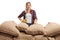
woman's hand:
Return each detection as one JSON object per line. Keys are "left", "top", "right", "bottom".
{"left": 19, "top": 18, "right": 26, "bottom": 23}
{"left": 34, "top": 19, "right": 37, "bottom": 24}
{"left": 19, "top": 18, "right": 22, "bottom": 21}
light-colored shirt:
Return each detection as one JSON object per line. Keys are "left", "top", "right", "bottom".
{"left": 26, "top": 13, "right": 32, "bottom": 23}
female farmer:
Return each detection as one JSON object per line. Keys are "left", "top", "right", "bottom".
{"left": 18, "top": 2, "right": 37, "bottom": 26}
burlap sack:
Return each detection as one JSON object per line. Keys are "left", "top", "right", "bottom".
{"left": 16, "top": 23, "right": 29, "bottom": 31}
{"left": 13, "top": 32, "right": 35, "bottom": 40}
{"left": 0, "top": 21, "right": 20, "bottom": 36}
{"left": 55, "top": 35, "right": 60, "bottom": 40}
{"left": 48, "top": 37, "right": 55, "bottom": 40}
{"left": 25, "top": 24, "right": 44, "bottom": 35}
{"left": 0, "top": 32, "right": 13, "bottom": 40}
{"left": 34, "top": 35, "right": 48, "bottom": 40}
{"left": 44, "top": 22, "right": 60, "bottom": 36}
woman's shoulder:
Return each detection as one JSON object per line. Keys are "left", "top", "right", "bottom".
{"left": 31, "top": 9, "right": 35, "bottom": 11}
{"left": 30, "top": 9, "right": 36, "bottom": 13}
{"left": 22, "top": 9, "right": 36, "bottom": 13}
{"left": 22, "top": 10, "right": 25, "bottom": 13}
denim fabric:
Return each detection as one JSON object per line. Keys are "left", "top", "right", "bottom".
{"left": 26, "top": 23, "right": 32, "bottom": 26}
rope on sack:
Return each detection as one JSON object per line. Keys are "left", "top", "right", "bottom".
{"left": 44, "top": 35, "right": 50, "bottom": 40}
{"left": 46, "top": 36, "right": 50, "bottom": 40}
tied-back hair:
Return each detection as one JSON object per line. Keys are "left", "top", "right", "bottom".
{"left": 26, "top": 2, "right": 31, "bottom": 5}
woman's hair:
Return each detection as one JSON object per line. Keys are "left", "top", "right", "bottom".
{"left": 26, "top": 2, "right": 31, "bottom": 5}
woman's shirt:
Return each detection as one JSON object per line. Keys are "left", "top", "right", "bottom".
{"left": 26, "top": 13, "right": 32, "bottom": 23}
{"left": 18, "top": 9, "right": 37, "bottom": 24}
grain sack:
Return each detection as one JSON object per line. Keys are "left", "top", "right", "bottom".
{"left": 34, "top": 35, "right": 48, "bottom": 40}
{"left": 55, "top": 34, "right": 60, "bottom": 40}
{"left": 25, "top": 24, "right": 44, "bottom": 35}
{"left": 44, "top": 22, "right": 60, "bottom": 36}
{"left": 16, "top": 23, "right": 29, "bottom": 31}
{"left": 13, "top": 32, "right": 35, "bottom": 40}
{"left": 48, "top": 37, "right": 55, "bottom": 40}
{"left": 0, "top": 21, "right": 20, "bottom": 37}
{"left": 0, "top": 32, "right": 13, "bottom": 40}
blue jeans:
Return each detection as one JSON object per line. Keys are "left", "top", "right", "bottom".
{"left": 26, "top": 23, "right": 32, "bottom": 26}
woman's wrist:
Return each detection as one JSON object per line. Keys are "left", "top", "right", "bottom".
{"left": 34, "top": 19, "right": 37, "bottom": 24}
{"left": 19, "top": 18, "right": 22, "bottom": 21}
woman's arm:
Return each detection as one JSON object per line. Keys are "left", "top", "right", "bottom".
{"left": 18, "top": 11, "right": 24, "bottom": 20}
{"left": 34, "top": 19, "right": 37, "bottom": 24}
{"left": 33, "top": 10, "right": 38, "bottom": 24}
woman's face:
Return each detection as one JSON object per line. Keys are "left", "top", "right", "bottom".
{"left": 26, "top": 3, "right": 31, "bottom": 10}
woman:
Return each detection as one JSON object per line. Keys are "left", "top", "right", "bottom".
{"left": 18, "top": 2, "right": 37, "bottom": 26}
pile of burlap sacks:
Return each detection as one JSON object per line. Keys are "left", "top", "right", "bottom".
{"left": 0, "top": 21, "right": 60, "bottom": 40}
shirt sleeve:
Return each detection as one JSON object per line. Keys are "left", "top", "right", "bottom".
{"left": 18, "top": 11, "right": 24, "bottom": 18}
{"left": 33, "top": 10, "right": 37, "bottom": 20}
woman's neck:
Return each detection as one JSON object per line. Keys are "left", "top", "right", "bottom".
{"left": 26, "top": 9, "right": 31, "bottom": 13}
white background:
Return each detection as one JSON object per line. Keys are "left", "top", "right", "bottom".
{"left": 0, "top": 0, "right": 60, "bottom": 26}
